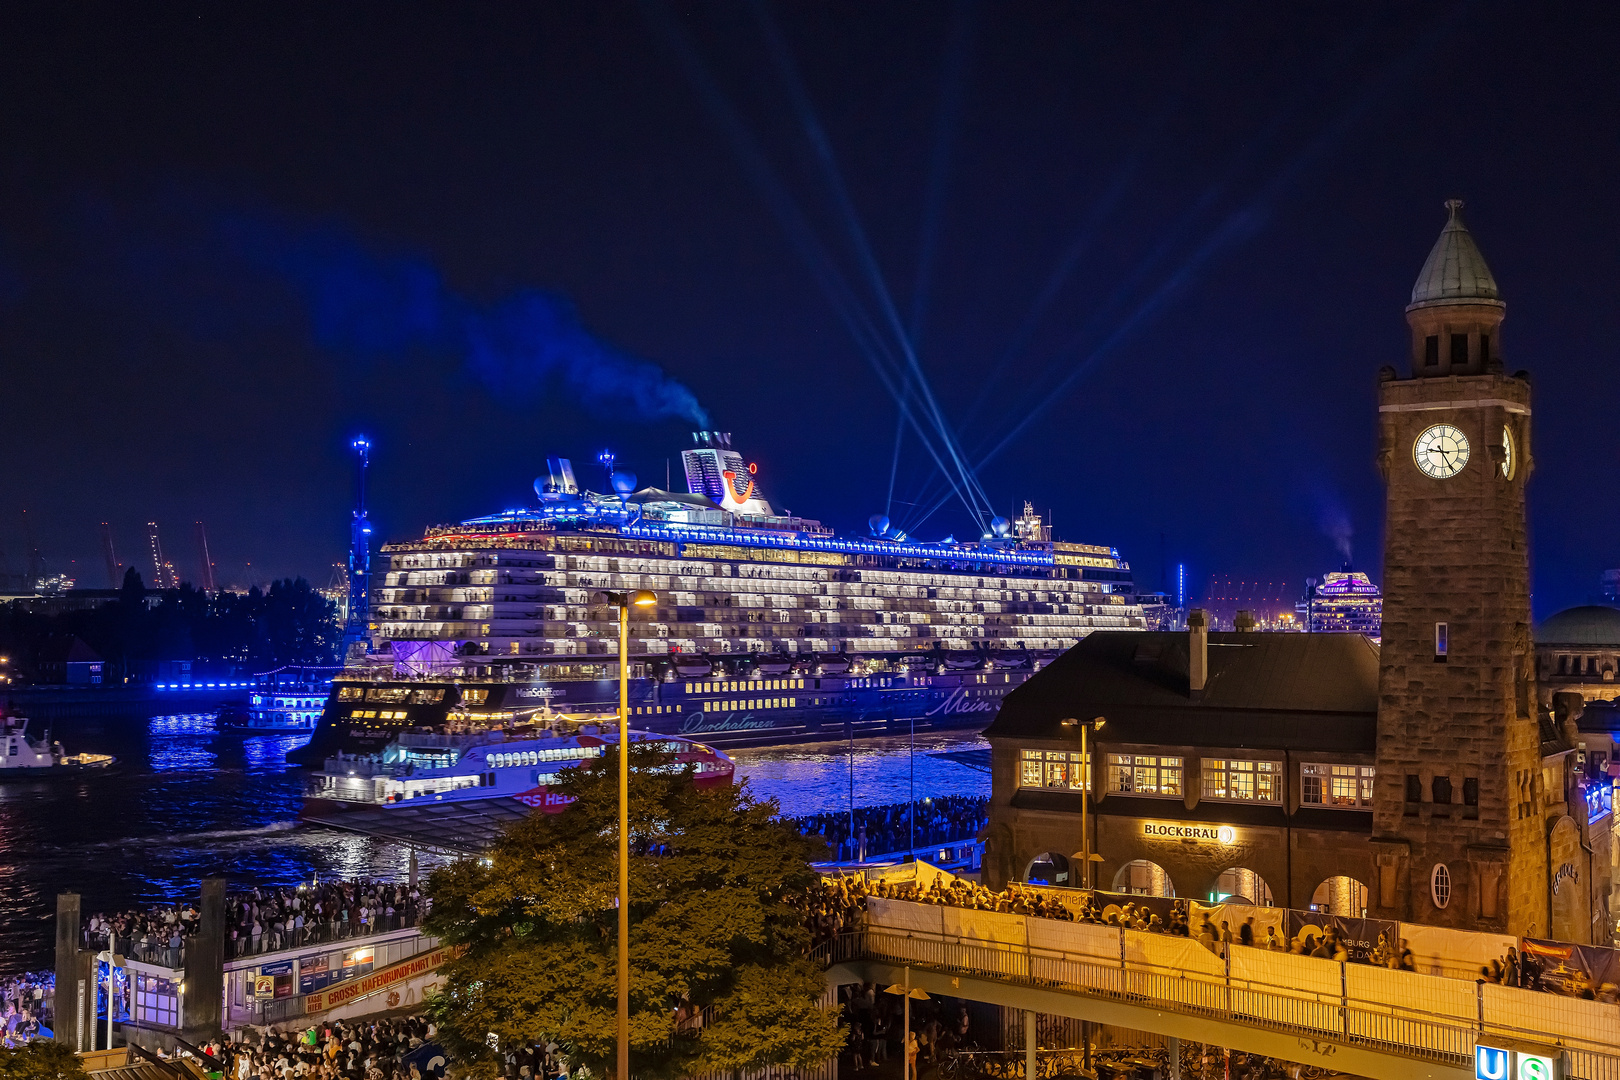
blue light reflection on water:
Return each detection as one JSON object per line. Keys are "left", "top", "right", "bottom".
{"left": 0, "top": 712, "right": 988, "bottom": 974}
{"left": 731, "top": 731, "right": 989, "bottom": 820}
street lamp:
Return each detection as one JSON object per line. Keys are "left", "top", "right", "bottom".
{"left": 883, "top": 970, "right": 930, "bottom": 1080}
{"left": 1062, "top": 717, "right": 1106, "bottom": 889}
{"left": 595, "top": 588, "right": 656, "bottom": 1080}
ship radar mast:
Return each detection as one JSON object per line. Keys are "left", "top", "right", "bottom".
{"left": 342, "top": 436, "right": 373, "bottom": 660}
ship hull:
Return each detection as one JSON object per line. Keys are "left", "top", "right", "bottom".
{"left": 290, "top": 665, "right": 1023, "bottom": 763}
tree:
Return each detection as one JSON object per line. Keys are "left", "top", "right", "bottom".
{"left": 425, "top": 744, "right": 843, "bottom": 1080}
{"left": 0, "top": 1042, "right": 89, "bottom": 1080}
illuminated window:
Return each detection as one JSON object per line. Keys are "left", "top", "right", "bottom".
{"left": 1107, "top": 754, "right": 1183, "bottom": 797}
{"left": 1200, "top": 759, "right": 1281, "bottom": 803}
{"left": 1019, "top": 749, "right": 1090, "bottom": 791}
{"left": 1302, "top": 763, "right": 1375, "bottom": 808}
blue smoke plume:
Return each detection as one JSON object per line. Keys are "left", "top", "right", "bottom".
{"left": 71, "top": 188, "right": 709, "bottom": 426}
{"left": 1313, "top": 489, "right": 1354, "bottom": 565}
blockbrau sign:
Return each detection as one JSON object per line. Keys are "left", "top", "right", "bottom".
{"left": 1141, "top": 822, "right": 1237, "bottom": 844}
{"left": 304, "top": 944, "right": 464, "bottom": 1014}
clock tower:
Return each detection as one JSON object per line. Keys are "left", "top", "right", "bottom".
{"left": 1370, "top": 200, "right": 1549, "bottom": 934}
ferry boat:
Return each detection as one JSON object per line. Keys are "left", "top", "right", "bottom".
{"left": 292, "top": 431, "right": 1145, "bottom": 761}
{"left": 0, "top": 718, "right": 116, "bottom": 777}
{"left": 307, "top": 724, "right": 733, "bottom": 812}
{"left": 219, "top": 666, "right": 335, "bottom": 734}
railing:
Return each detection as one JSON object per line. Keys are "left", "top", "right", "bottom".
{"left": 96, "top": 909, "right": 427, "bottom": 968}
{"left": 832, "top": 926, "right": 1620, "bottom": 1080}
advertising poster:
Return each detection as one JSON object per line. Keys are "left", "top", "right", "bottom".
{"left": 1520, "top": 938, "right": 1620, "bottom": 994}
{"left": 1088, "top": 889, "right": 1181, "bottom": 927}
{"left": 253, "top": 976, "right": 274, "bottom": 997}
{"left": 1287, "top": 911, "right": 1400, "bottom": 963}
{"left": 299, "top": 955, "right": 331, "bottom": 996}
{"left": 343, "top": 947, "right": 375, "bottom": 978}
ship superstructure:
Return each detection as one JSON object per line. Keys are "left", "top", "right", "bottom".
{"left": 294, "top": 431, "right": 1144, "bottom": 758}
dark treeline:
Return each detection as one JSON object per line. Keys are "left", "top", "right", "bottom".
{"left": 0, "top": 568, "right": 340, "bottom": 680}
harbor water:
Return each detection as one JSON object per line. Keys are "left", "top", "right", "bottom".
{"left": 0, "top": 712, "right": 989, "bottom": 974}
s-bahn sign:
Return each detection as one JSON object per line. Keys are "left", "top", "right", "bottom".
{"left": 1476, "top": 1044, "right": 1562, "bottom": 1080}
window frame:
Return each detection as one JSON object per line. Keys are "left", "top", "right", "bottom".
{"left": 1300, "top": 763, "right": 1376, "bottom": 809}
{"left": 1106, "top": 753, "right": 1184, "bottom": 798}
{"left": 1018, "top": 748, "right": 1091, "bottom": 793}
{"left": 1199, "top": 757, "right": 1283, "bottom": 804}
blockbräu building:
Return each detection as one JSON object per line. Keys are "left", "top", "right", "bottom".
{"left": 982, "top": 202, "right": 1613, "bottom": 945}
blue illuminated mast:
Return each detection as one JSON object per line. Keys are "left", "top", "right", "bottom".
{"left": 343, "top": 436, "right": 374, "bottom": 658}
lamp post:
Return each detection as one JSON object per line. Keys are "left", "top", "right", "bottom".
{"left": 596, "top": 588, "right": 657, "bottom": 1080}
{"left": 1062, "top": 717, "right": 1106, "bottom": 889}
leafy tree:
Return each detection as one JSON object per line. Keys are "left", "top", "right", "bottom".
{"left": 0, "top": 1041, "right": 89, "bottom": 1080}
{"left": 425, "top": 745, "right": 842, "bottom": 1080}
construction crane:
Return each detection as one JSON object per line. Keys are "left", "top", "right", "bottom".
{"left": 193, "top": 522, "right": 217, "bottom": 592}
{"left": 21, "top": 511, "right": 42, "bottom": 587}
{"left": 145, "top": 522, "right": 178, "bottom": 589}
{"left": 341, "top": 436, "right": 373, "bottom": 657}
{"left": 100, "top": 523, "right": 121, "bottom": 588}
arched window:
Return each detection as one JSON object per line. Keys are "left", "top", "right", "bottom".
{"left": 1430, "top": 863, "right": 1452, "bottom": 909}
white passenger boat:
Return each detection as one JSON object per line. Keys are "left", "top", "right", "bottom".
{"left": 306, "top": 723, "right": 733, "bottom": 813}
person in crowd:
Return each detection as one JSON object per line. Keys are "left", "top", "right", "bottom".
{"left": 83, "top": 878, "right": 429, "bottom": 963}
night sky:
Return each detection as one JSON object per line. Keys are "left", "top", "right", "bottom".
{"left": 3, "top": 4, "right": 1618, "bottom": 619}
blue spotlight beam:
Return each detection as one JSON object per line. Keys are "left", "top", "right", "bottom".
{"left": 750, "top": 0, "right": 995, "bottom": 534}
{"left": 908, "top": 0, "right": 976, "bottom": 345}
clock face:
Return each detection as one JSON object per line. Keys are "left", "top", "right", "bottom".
{"left": 1413, "top": 424, "right": 1470, "bottom": 479}
{"left": 1501, "top": 426, "right": 1515, "bottom": 479}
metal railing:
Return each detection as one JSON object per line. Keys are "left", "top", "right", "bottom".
{"left": 97, "top": 909, "right": 426, "bottom": 968}
{"left": 832, "top": 930, "right": 1620, "bottom": 1080}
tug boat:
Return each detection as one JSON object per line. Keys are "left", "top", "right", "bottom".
{"left": 0, "top": 718, "right": 116, "bottom": 777}
{"left": 306, "top": 721, "right": 733, "bottom": 814}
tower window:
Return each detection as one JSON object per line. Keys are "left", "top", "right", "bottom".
{"left": 1424, "top": 336, "right": 1440, "bottom": 366}
{"left": 1432, "top": 776, "right": 1452, "bottom": 804}
{"left": 1450, "top": 334, "right": 1469, "bottom": 365}
{"left": 1463, "top": 777, "right": 1479, "bottom": 806}
{"left": 1479, "top": 334, "right": 1491, "bottom": 366}
{"left": 1430, "top": 863, "right": 1452, "bottom": 909}
{"left": 1434, "top": 622, "right": 1448, "bottom": 662}
{"left": 1405, "top": 774, "right": 1422, "bottom": 802}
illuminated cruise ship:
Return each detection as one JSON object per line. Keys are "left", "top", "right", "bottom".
{"left": 294, "top": 432, "right": 1144, "bottom": 757}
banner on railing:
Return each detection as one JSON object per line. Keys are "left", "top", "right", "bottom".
{"left": 303, "top": 944, "right": 464, "bottom": 1014}
{"left": 1126, "top": 929, "right": 1225, "bottom": 978}
{"left": 1399, "top": 923, "right": 1516, "bottom": 982}
{"left": 1519, "top": 938, "right": 1620, "bottom": 995}
{"left": 1285, "top": 911, "right": 1398, "bottom": 964}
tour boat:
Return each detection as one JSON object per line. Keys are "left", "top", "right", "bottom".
{"left": 218, "top": 667, "right": 335, "bottom": 734}
{"left": 0, "top": 718, "right": 116, "bottom": 777}
{"left": 306, "top": 723, "right": 734, "bottom": 813}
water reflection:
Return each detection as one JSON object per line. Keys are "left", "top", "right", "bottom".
{"left": 732, "top": 731, "right": 989, "bottom": 819}
{"left": 0, "top": 709, "right": 990, "bottom": 974}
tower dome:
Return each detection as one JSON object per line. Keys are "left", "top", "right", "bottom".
{"left": 1408, "top": 199, "right": 1502, "bottom": 310}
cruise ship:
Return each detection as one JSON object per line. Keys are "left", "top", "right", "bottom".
{"left": 292, "top": 432, "right": 1144, "bottom": 759}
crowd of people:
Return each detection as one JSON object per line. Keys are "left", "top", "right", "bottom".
{"left": 193, "top": 1016, "right": 441, "bottom": 1080}
{"left": 0, "top": 974, "right": 51, "bottom": 1046}
{"left": 83, "top": 878, "right": 429, "bottom": 964}
{"left": 790, "top": 796, "right": 988, "bottom": 861}
{"left": 839, "top": 981, "right": 973, "bottom": 1075}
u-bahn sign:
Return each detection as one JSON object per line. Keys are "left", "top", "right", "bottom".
{"left": 1476, "top": 1044, "right": 1562, "bottom": 1080}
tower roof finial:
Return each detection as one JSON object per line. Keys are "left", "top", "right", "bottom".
{"left": 1408, "top": 198, "right": 1501, "bottom": 310}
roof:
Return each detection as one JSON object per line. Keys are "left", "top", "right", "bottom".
{"left": 37, "top": 636, "right": 102, "bottom": 663}
{"left": 1408, "top": 199, "right": 1502, "bottom": 309}
{"left": 303, "top": 797, "right": 533, "bottom": 855}
{"left": 626, "top": 486, "right": 723, "bottom": 509}
{"left": 984, "top": 631, "right": 1381, "bottom": 752}
{"left": 1537, "top": 605, "right": 1620, "bottom": 646}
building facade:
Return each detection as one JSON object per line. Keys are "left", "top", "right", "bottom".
{"left": 1535, "top": 605, "right": 1620, "bottom": 706}
{"left": 983, "top": 202, "right": 1611, "bottom": 944}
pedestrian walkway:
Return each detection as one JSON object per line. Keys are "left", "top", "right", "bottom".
{"left": 826, "top": 899, "right": 1620, "bottom": 1080}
